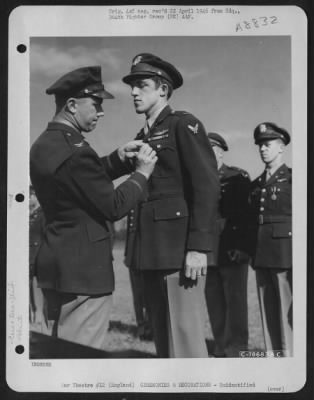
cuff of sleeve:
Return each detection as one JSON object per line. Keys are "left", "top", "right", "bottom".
{"left": 108, "top": 150, "right": 126, "bottom": 170}
{"left": 128, "top": 171, "right": 147, "bottom": 192}
{"left": 187, "top": 231, "right": 216, "bottom": 252}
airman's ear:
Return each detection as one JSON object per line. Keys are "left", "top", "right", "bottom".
{"left": 278, "top": 139, "right": 285, "bottom": 153}
{"left": 159, "top": 83, "right": 168, "bottom": 98}
{"left": 65, "top": 98, "right": 77, "bottom": 114}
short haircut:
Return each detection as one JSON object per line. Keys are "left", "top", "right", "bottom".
{"left": 55, "top": 95, "right": 68, "bottom": 113}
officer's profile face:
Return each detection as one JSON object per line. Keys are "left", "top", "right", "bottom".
{"left": 258, "top": 139, "right": 285, "bottom": 165}
{"left": 211, "top": 144, "right": 224, "bottom": 163}
{"left": 69, "top": 97, "right": 104, "bottom": 132}
{"left": 129, "top": 78, "right": 167, "bottom": 115}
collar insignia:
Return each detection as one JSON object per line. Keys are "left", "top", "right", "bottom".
{"left": 74, "top": 141, "right": 85, "bottom": 147}
{"left": 188, "top": 123, "right": 199, "bottom": 135}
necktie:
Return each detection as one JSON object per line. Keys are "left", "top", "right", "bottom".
{"left": 144, "top": 120, "right": 150, "bottom": 135}
{"left": 266, "top": 168, "right": 272, "bottom": 181}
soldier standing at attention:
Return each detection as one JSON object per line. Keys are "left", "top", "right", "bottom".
{"left": 249, "top": 122, "right": 292, "bottom": 356}
{"left": 123, "top": 53, "right": 220, "bottom": 358}
{"left": 30, "top": 66, "right": 157, "bottom": 350}
{"left": 205, "top": 132, "right": 251, "bottom": 357}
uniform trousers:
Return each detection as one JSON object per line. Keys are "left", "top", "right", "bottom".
{"left": 142, "top": 270, "right": 208, "bottom": 358}
{"left": 255, "top": 268, "right": 293, "bottom": 355}
{"left": 129, "top": 269, "right": 151, "bottom": 333}
{"left": 205, "top": 264, "right": 249, "bottom": 356}
{"left": 43, "top": 289, "right": 113, "bottom": 350}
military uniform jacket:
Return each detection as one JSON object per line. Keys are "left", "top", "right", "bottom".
{"left": 30, "top": 122, "right": 147, "bottom": 295}
{"left": 215, "top": 164, "right": 251, "bottom": 266}
{"left": 125, "top": 105, "right": 220, "bottom": 270}
{"left": 248, "top": 164, "right": 292, "bottom": 269}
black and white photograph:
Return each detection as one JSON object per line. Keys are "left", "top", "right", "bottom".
{"left": 6, "top": 4, "right": 308, "bottom": 394}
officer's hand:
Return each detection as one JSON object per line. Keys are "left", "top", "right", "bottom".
{"left": 228, "top": 249, "right": 250, "bottom": 264}
{"left": 185, "top": 251, "right": 207, "bottom": 280}
{"left": 118, "top": 140, "right": 144, "bottom": 161}
{"left": 135, "top": 143, "right": 158, "bottom": 179}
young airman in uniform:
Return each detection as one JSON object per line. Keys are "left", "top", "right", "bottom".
{"left": 249, "top": 122, "right": 292, "bottom": 356}
{"left": 123, "top": 53, "right": 220, "bottom": 358}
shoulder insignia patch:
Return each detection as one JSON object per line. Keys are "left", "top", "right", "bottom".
{"left": 188, "top": 123, "right": 199, "bottom": 135}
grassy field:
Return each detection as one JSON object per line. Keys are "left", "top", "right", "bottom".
{"left": 104, "top": 241, "right": 264, "bottom": 356}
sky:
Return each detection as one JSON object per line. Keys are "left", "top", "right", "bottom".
{"left": 30, "top": 36, "right": 291, "bottom": 180}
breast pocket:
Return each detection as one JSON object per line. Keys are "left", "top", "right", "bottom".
{"left": 149, "top": 141, "right": 177, "bottom": 177}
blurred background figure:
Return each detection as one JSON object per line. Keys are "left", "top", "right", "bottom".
{"left": 205, "top": 132, "right": 251, "bottom": 357}
{"left": 29, "top": 185, "right": 48, "bottom": 332}
{"left": 248, "top": 123, "right": 292, "bottom": 356}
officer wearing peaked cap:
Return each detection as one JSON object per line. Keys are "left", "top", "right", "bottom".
{"left": 248, "top": 122, "right": 292, "bottom": 356}
{"left": 45, "top": 65, "right": 115, "bottom": 99}
{"left": 122, "top": 53, "right": 183, "bottom": 89}
{"left": 205, "top": 132, "right": 250, "bottom": 357}
{"left": 123, "top": 53, "right": 220, "bottom": 358}
{"left": 30, "top": 66, "right": 157, "bottom": 350}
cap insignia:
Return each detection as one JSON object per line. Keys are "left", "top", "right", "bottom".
{"left": 133, "top": 56, "right": 143, "bottom": 66}
{"left": 259, "top": 124, "right": 267, "bottom": 133}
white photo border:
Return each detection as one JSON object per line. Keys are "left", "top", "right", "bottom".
{"left": 7, "top": 5, "right": 307, "bottom": 394}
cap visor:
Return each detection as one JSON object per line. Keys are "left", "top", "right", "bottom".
{"left": 99, "top": 89, "right": 114, "bottom": 99}
{"left": 122, "top": 71, "right": 157, "bottom": 84}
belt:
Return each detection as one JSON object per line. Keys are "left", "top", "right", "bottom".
{"left": 258, "top": 215, "right": 291, "bottom": 225}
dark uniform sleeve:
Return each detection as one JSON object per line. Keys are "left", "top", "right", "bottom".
{"left": 56, "top": 146, "right": 147, "bottom": 222}
{"left": 101, "top": 150, "right": 134, "bottom": 181}
{"left": 175, "top": 114, "right": 220, "bottom": 252}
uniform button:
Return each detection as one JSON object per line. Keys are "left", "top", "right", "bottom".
{"left": 130, "top": 209, "right": 134, "bottom": 214}
{"left": 34, "top": 241, "right": 38, "bottom": 246}
{"left": 176, "top": 211, "right": 181, "bottom": 216}
{"left": 129, "top": 216, "right": 134, "bottom": 220}
{"left": 260, "top": 198, "right": 265, "bottom": 202}
{"left": 67, "top": 133, "right": 71, "bottom": 136}
{"left": 130, "top": 223, "right": 134, "bottom": 227}
{"left": 278, "top": 188, "right": 281, "bottom": 192}
{"left": 262, "top": 188, "right": 266, "bottom": 192}
{"left": 289, "top": 232, "right": 292, "bottom": 236}
{"left": 260, "top": 207, "right": 264, "bottom": 211}
{"left": 157, "top": 144, "right": 161, "bottom": 149}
